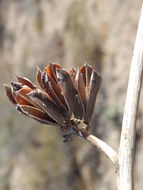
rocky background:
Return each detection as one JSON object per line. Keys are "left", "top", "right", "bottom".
{"left": 0, "top": 0, "right": 143, "bottom": 190}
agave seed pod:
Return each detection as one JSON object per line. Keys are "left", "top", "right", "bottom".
{"left": 4, "top": 63, "right": 76, "bottom": 128}
{"left": 72, "top": 63, "right": 102, "bottom": 124}
{"left": 4, "top": 63, "right": 101, "bottom": 140}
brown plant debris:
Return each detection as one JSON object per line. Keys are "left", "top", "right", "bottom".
{"left": 4, "top": 63, "right": 101, "bottom": 142}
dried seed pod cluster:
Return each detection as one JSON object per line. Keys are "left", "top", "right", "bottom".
{"left": 4, "top": 63, "right": 101, "bottom": 141}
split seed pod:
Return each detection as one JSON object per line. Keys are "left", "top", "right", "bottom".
{"left": 4, "top": 63, "right": 101, "bottom": 139}
{"left": 70, "top": 64, "right": 101, "bottom": 124}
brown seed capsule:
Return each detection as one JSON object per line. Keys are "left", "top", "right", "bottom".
{"left": 4, "top": 63, "right": 101, "bottom": 140}
{"left": 72, "top": 63, "right": 102, "bottom": 123}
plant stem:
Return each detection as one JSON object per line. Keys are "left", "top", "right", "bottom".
{"left": 70, "top": 124, "right": 118, "bottom": 166}
{"left": 117, "top": 4, "right": 143, "bottom": 190}
{"left": 86, "top": 134, "right": 118, "bottom": 165}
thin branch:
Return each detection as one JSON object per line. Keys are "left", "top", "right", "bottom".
{"left": 118, "top": 4, "right": 143, "bottom": 190}
{"left": 70, "top": 125, "right": 118, "bottom": 165}
{"left": 86, "top": 134, "right": 118, "bottom": 165}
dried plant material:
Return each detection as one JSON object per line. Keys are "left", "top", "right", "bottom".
{"left": 72, "top": 64, "right": 102, "bottom": 123}
{"left": 4, "top": 63, "right": 101, "bottom": 141}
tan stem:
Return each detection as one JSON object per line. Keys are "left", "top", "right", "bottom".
{"left": 117, "top": 4, "right": 143, "bottom": 190}
{"left": 86, "top": 134, "right": 118, "bottom": 166}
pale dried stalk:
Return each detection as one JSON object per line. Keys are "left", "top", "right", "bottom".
{"left": 85, "top": 4, "right": 143, "bottom": 189}
{"left": 86, "top": 135, "right": 118, "bottom": 165}
{"left": 71, "top": 126, "right": 118, "bottom": 165}
{"left": 117, "top": 4, "right": 143, "bottom": 190}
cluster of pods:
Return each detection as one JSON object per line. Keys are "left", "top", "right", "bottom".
{"left": 5, "top": 63, "right": 101, "bottom": 140}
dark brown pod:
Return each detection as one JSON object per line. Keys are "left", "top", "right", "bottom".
{"left": 84, "top": 70, "right": 102, "bottom": 123}
{"left": 71, "top": 64, "right": 101, "bottom": 124}
{"left": 36, "top": 66, "right": 46, "bottom": 90}
{"left": 16, "top": 76, "right": 36, "bottom": 89}
{"left": 45, "top": 74, "right": 68, "bottom": 111}
{"left": 4, "top": 85, "right": 16, "bottom": 105}
{"left": 56, "top": 68, "right": 74, "bottom": 116}
{"left": 17, "top": 105, "right": 56, "bottom": 125}
{"left": 28, "top": 89, "right": 68, "bottom": 127}
{"left": 72, "top": 71, "right": 85, "bottom": 119}
{"left": 4, "top": 63, "right": 102, "bottom": 138}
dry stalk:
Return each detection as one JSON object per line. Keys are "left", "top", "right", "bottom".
{"left": 117, "top": 4, "right": 143, "bottom": 190}
{"left": 86, "top": 135, "right": 118, "bottom": 165}
{"left": 83, "top": 4, "right": 143, "bottom": 190}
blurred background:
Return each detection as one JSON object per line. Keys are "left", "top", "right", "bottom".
{"left": 0, "top": 0, "right": 143, "bottom": 189}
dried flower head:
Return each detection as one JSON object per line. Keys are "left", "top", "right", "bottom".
{"left": 4, "top": 63, "right": 101, "bottom": 141}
